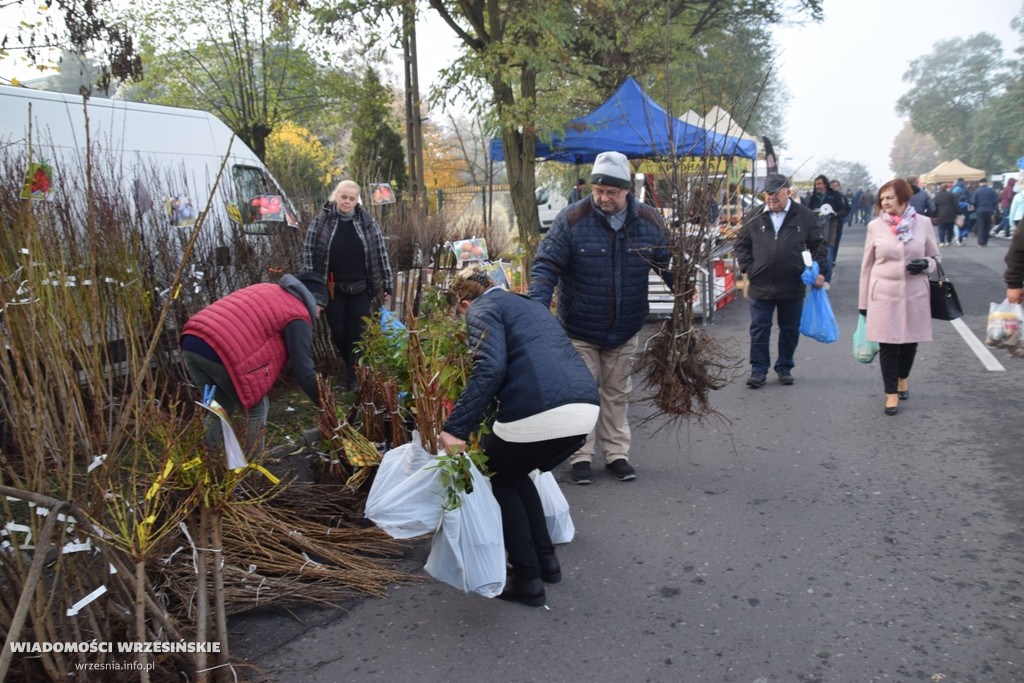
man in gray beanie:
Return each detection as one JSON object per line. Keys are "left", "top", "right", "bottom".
{"left": 530, "top": 150, "right": 673, "bottom": 485}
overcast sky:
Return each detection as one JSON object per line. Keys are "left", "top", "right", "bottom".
{"left": 4, "top": 0, "right": 1021, "bottom": 186}
{"left": 772, "top": 0, "right": 1023, "bottom": 185}
{"left": 415, "top": 1, "right": 1023, "bottom": 184}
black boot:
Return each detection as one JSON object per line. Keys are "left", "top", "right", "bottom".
{"left": 538, "top": 549, "right": 561, "bottom": 584}
{"left": 498, "top": 575, "right": 546, "bottom": 607}
{"left": 345, "top": 367, "right": 359, "bottom": 392}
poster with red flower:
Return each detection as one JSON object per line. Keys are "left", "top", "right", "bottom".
{"left": 249, "top": 195, "right": 285, "bottom": 222}
{"left": 370, "top": 183, "right": 396, "bottom": 205}
{"left": 449, "top": 237, "right": 489, "bottom": 262}
{"left": 20, "top": 161, "right": 53, "bottom": 200}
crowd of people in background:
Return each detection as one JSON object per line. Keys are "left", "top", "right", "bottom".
{"left": 816, "top": 174, "right": 1021, "bottom": 248}
{"left": 739, "top": 170, "right": 1023, "bottom": 417}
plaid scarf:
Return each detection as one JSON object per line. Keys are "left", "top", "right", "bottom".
{"left": 884, "top": 205, "right": 917, "bottom": 243}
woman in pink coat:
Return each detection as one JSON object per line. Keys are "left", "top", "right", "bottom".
{"left": 858, "top": 178, "right": 941, "bottom": 416}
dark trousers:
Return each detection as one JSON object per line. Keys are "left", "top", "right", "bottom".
{"left": 937, "top": 222, "right": 956, "bottom": 244}
{"left": 749, "top": 297, "right": 804, "bottom": 374}
{"left": 976, "top": 211, "right": 994, "bottom": 245}
{"left": 182, "top": 350, "right": 269, "bottom": 453}
{"left": 878, "top": 342, "right": 917, "bottom": 394}
{"left": 824, "top": 222, "right": 843, "bottom": 283}
{"left": 324, "top": 291, "right": 372, "bottom": 380}
{"left": 483, "top": 432, "right": 587, "bottom": 580}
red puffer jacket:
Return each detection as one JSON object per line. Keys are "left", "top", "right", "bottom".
{"left": 182, "top": 283, "right": 311, "bottom": 410}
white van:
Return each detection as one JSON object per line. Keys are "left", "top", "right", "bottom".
{"left": 991, "top": 171, "right": 1020, "bottom": 188}
{"left": 0, "top": 85, "right": 298, "bottom": 293}
{"left": 536, "top": 185, "right": 568, "bottom": 232}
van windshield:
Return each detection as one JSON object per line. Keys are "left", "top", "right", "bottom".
{"left": 232, "top": 165, "right": 289, "bottom": 234}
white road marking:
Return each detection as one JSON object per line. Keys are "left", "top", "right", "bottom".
{"left": 950, "top": 317, "right": 1005, "bottom": 371}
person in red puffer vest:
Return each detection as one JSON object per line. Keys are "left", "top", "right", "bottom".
{"left": 181, "top": 272, "right": 325, "bottom": 453}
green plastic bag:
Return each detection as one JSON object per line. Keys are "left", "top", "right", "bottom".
{"left": 853, "top": 314, "right": 879, "bottom": 363}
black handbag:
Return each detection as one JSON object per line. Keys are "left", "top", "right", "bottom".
{"left": 929, "top": 262, "right": 963, "bottom": 321}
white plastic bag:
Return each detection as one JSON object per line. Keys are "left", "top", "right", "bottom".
{"left": 364, "top": 434, "right": 443, "bottom": 539}
{"left": 986, "top": 299, "right": 1024, "bottom": 349}
{"left": 531, "top": 470, "right": 575, "bottom": 544}
{"left": 424, "top": 463, "right": 506, "bottom": 598}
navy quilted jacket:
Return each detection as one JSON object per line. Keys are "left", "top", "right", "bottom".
{"left": 529, "top": 195, "right": 673, "bottom": 349}
{"left": 442, "top": 289, "right": 599, "bottom": 440}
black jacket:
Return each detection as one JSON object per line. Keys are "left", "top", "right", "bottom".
{"left": 805, "top": 189, "right": 847, "bottom": 245}
{"left": 933, "top": 189, "right": 959, "bottom": 224}
{"left": 735, "top": 200, "right": 827, "bottom": 300}
{"left": 909, "top": 187, "right": 935, "bottom": 217}
{"left": 805, "top": 189, "right": 846, "bottom": 219}
{"left": 301, "top": 203, "right": 394, "bottom": 306}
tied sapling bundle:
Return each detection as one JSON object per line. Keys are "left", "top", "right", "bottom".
{"left": 635, "top": 159, "right": 741, "bottom": 423}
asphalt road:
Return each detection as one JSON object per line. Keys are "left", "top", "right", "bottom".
{"left": 232, "top": 222, "right": 1024, "bottom": 683}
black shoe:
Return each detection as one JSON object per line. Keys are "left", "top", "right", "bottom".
{"left": 777, "top": 369, "right": 794, "bottom": 385}
{"left": 605, "top": 458, "right": 636, "bottom": 481}
{"left": 884, "top": 405, "right": 898, "bottom": 416}
{"left": 746, "top": 372, "right": 767, "bottom": 388}
{"left": 897, "top": 390, "right": 909, "bottom": 400}
{"left": 571, "top": 462, "right": 592, "bottom": 485}
{"left": 498, "top": 576, "right": 546, "bottom": 607}
{"left": 538, "top": 550, "right": 561, "bottom": 584}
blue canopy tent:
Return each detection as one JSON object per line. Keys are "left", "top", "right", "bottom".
{"left": 488, "top": 77, "right": 758, "bottom": 163}
{"left": 487, "top": 139, "right": 586, "bottom": 164}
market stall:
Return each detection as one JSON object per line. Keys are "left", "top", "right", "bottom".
{"left": 920, "top": 158, "right": 986, "bottom": 184}
{"left": 488, "top": 78, "right": 757, "bottom": 321}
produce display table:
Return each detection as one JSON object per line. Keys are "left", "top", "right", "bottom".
{"left": 647, "top": 239, "right": 738, "bottom": 324}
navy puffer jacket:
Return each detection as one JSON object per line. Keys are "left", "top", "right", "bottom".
{"left": 442, "top": 289, "right": 599, "bottom": 440}
{"left": 529, "top": 195, "right": 672, "bottom": 349}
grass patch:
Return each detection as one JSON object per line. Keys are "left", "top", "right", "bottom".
{"left": 265, "top": 382, "right": 357, "bottom": 447}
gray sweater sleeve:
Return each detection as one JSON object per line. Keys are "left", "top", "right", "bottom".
{"left": 282, "top": 320, "right": 320, "bottom": 405}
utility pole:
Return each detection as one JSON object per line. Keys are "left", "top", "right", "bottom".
{"left": 402, "top": 0, "right": 426, "bottom": 214}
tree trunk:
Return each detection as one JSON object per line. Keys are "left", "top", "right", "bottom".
{"left": 492, "top": 73, "right": 541, "bottom": 277}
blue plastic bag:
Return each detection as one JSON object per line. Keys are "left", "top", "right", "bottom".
{"left": 379, "top": 307, "right": 406, "bottom": 337}
{"left": 799, "top": 287, "right": 839, "bottom": 343}
{"left": 800, "top": 261, "right": 820, "bottom": 286}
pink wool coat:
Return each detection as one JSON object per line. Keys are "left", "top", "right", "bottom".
{"left": 858, "top": 214, "right": 941, "bottom": 344}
